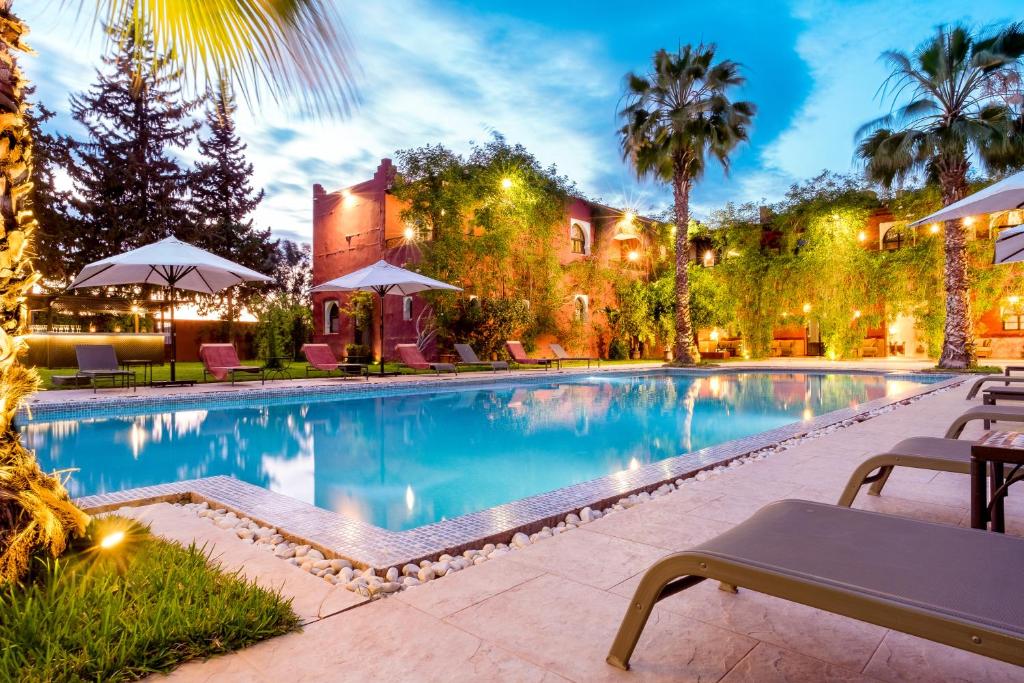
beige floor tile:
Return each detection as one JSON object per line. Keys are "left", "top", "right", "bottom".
{"left": 586, "top": 508, "right": 734, "bottom": 551}
{"left": 608, "top": 580, "right": 887, "bottom": 672}
{"left": 863, "top": 631, "right": 1024, "bottom": 683}
{"left": 236, "top": 599, "right": 552, "bottom": 681}
{"left": 720, "top": 642, "right": 880, "bottom": 683}
{"left": 505, "top": 528, "right": 664, "bottom": 590}
{"left": 449, "top": 573, "right": 756, "bottom": 682}
{"left": 395, "top": 555, "right": 544, "bottom": 618}
{"left": 160, "top": 652, "right": 270, "bottom": 682}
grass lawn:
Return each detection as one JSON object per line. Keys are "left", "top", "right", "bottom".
{"left": 32, "top": 358, "right": 664, "bottom": 390}
{"left": 0, "top": 518, "right": 298, "bottom": 681}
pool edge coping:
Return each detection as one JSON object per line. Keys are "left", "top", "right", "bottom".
{"left": 73, "top": 371, "right": 967, "bottom": 570}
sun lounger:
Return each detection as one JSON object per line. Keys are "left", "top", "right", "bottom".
{"left": 454, "top": 343, "right": 509, "bottom": 372}
{"left": 74, "top": 344, "right": 137, "bottom": 393}
{"left": 301, "top": 344, "right": 367, "bottom": 380}
{"left": 396, "top": 344, "right": 457, "bottom": 375}
{"left": 549, "top": 343, "right": 599, "bottom": 369}
{"left": 505, "top": 340, "right": 552, "bottom": 369}
{"left": 607, "top": 499, "right": 1024, "bottom": 670}
{"left": 944, "top": 404, "right": 1024, "bottom": 438}
{"left": 966, "top": 374, "right": 1024, "bottom": 399}
{"left": 981, "top": 386, "right": 1024, "bottom": 405}
{"left": 199, "top": 343, "right": 265, "bottom": 385}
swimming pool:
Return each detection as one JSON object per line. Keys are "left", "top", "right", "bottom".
{"left": 24, "top": 371, "right": 942, "bottom": 531}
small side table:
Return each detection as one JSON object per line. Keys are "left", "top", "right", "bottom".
{"left": 970, "top": 431, "right": 1024, "bottom": 532}
{"left": 264, "top": 356, "right": 293, "bottom": 381}
{"left": 120, "top": 359, "right": 155, "bottom": 386}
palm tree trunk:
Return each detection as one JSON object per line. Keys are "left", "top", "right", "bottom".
{"left": 0, "top": 1, "right": 88, "bottom": 584}
{"left": 937, "top": 162, "right": 973, "bottom": 369}
{"left": 671, "top": 162, "right": 698, "bottom": 365}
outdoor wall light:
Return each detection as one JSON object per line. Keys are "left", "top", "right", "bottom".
{"left": 853, "top": 310, "right": 862, "bottom": 318}
{"left": 963, "top": 216, "right": 975, "bottom": 226}
{"left": 627, "top": 250, "right": 640, "bottom": 261}
{"left": 857, "top": 231, "right": 866, "bottom": 242}
{"left": 802, "top": 303, "right": 811, "bottom": 314}
{"left": 623, "top": 210, "right": 636, "bottom": 223}
{"left": 888, "top": 324, "right": 898, "bottom": 335}
{"left": 709, "top": 329, "right": 720, "bottom": 342}
{"left": 1010, "top": 295, "right": 1021, "bottom": 305}
{"left": 930, "top": 223, "right": 940, "bottom": 234}
{"left": 703, "top": 250, "right": 714, "bottom": 266}
{"left": 403, "top": 226, "right": 416, "bottom": 241}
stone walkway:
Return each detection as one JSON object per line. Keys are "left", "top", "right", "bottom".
{"left": 138, "top": 379, "right": 1024, "bottom": 682}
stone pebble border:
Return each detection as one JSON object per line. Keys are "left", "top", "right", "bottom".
{"left": 160, "top": 381, "right": 960, "bottom": 601}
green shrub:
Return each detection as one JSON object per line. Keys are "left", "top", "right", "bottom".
{"left": 608, "top": 337, "right": 629, "bottom": 360}
{"left": 0, "top": 518, "right": 298, "bottom": 681}
{"left": 345, "top": 343, "right": 371, "bottom": 360}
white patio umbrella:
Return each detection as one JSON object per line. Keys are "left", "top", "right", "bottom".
{"left": 68, "top": 236, "right": 274, "bottom": 383}
{"left": 310, "top": 260, "right": 461, "bottom": 376}
{"left": 910, "top": 169, "right": 1024, "bottom": 227}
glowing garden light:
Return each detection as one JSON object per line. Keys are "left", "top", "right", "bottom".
{"left": 626, "top": 250, "right": 640, "bottom": 262}
{"left": 802, "top": 303, "right": 811, "bottom": 314}
{"left": 703, "top": 250, "right": 714, "bottom": 266}
{"left": 963, "top": 216, "right": 975, "bottom": 226}
{"left": 501, "top": 177, "right": 513, "bottom": 190}
{"left": 929, "top": 223, "right": 940, "bottom": 234}
{"left": 853, "top": 310, "right": 862, "bottom": 319}
{"left": 98, "top": 530, "right": 125, "bottom": 550}
{"left": 857, "top": 231, "right": 866, "bottom": 242}
{"left": 1010, "top": 295, "right": 1021, "bottom": 305}
{"left": 403, "top": 226, "right": 416, "bottom": 241}
{"left": 709, "top": 329, "right": 720, "bottom": 342}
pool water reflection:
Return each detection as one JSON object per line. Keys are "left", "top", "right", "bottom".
{"left": 24, "top": 372, "right": 931, "bottom": 531}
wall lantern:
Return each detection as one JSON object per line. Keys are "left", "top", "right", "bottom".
{"left": 403, "top": 226, "right": 416, "bottom": 241}
{"left": 802, "top": 303, "right": 812, "bottom": 314}
{"left": 627, "top": 250, "right": 640, "bottom": 262}
{"left": 857, "top": 231, "right": 866, "bottom": 242}
{"left": 929, "top": 223, "right": 940, "bottom": 234}
{"left": 853, "top": 310, "right": 862, "bottom": 319}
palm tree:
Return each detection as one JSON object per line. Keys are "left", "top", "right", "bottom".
{"left": 0, "top": 0, "right": 356, "bottom": 583}
{"left": 857, "top": 23, "right": 1024, "bottom": 369}
{"left": 618, "top": 45, "right": 755, "bottom": 365}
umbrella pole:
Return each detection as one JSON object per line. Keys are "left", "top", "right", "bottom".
{"left": 378, "top": 289, "right": 386, "bottom": 376}
{"left": 170, "top": 284, "right": 177, "bottom": 382}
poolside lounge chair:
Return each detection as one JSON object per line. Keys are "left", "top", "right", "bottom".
{"left": 454, "top": 343, "right": 509, "bottom": 372}
{"left": 549, "top": 343, "right": 599, "bottom": 369}
{"left": 607, "top": 499, "right": 1024, "bottom": 671}
{"left": 505, "top": 340, "right": 552, "bottom": 370}
{"left": 199, "top": 343, "right": 264, "bottom": 385}
{"left": 965, "top": 374, "right": 1024, "bottom": 399}
{"left": 396, "top": 344, "right": 457, "bottom": 375}
{"left": 301, "top": 344, "right": 367, "bottom": 380}
{"left": 75, "top": 344, "right": 136, "bottom": 393}
{"left": 981, "top": 386, "right": 1024, "bottom": 405}
{"left": 945, "top": 404, "right": 1024, "bottom": 438}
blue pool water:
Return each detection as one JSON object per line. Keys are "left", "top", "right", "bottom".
{"left": 24, "top": 372, "right": 939, "bottom": 531}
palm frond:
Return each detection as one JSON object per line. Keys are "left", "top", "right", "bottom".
{"left": 75, "top": 0, "right": 358, "bottom": 117}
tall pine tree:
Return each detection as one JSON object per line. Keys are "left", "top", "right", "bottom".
{"left": 191, "top": 82, "right": 276, "bottom": 320}
{"left": 25, "top": 90, "right": 74, "bottom": 291}
{"left": 66, "top": 25, "right": 197, "bottom": 271}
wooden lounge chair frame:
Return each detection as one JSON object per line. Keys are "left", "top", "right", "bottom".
{"left": 966, "top": 374, "right": 1024, "bottom": 399}
{"left": 395, "top": 344, "right": 458, "bottom": 375}
{"left": 944, "top": 404, "right": 1024, "bottom": 438}
{"left": 607, "top": 500, "right": 1024, "bottom": 671}
{"left": 548, "top": 343, "right": 600, "bottom": 369}
{"left": 454, "top": 343, "right": 509, "bottom": 372}
{"left": 75, "top": 344, "right": 137, "bottom": 393}
{"left": 300, "top": 344, "right": 367, "bottom": 380}
{"left": 982, "top": 386, "right": 1024, "bottom": 405}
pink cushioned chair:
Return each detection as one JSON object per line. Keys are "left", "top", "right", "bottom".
{"left": 396, "top": 344, "right": 457, "bottom": 375}
{"left": 505, "top": 340, "right": 551, "bottom": 370}
{"left": 199, "top": 343, "right": 264, "bottom": 384}
{"left": 301, "top": 344, "right": 367, "bottom": 380}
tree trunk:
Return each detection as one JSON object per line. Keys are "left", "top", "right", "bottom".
{"left": 671, "top": 161, "right": 699, "bottom": 364}
{"left": 937, "top": 160, "right": 973, "bottom": 369}
{"left": 0, "top": 1, "right": 89, "bottom": 584}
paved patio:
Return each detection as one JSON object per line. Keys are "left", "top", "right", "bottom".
{"left": 132, "top": 376, "right": 1023, "bottom": 682}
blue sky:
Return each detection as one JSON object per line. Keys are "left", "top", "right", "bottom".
{"left": 21, "top": 0, "right": 1021, "bottom": 243}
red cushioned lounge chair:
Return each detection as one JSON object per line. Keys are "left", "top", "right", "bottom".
{"left": 396, "top": 343, "right": 457, "bottom": 375}
{"left": 301, "top": 344, "right": 367, "bottom": 380}
{"left": 199, "top": 343, "right": 264, "bottom": 385}
{"left": 505, "top": 340, "right": 551, "bottom": 370}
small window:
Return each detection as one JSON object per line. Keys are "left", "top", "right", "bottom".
{"left": 882, "top": 227, "right": 905, "bottom": 251}
{"left": 402, "top": 296, "right": 413, "bottom": 321}
{"left": 570, "top": 223, "right": 586, "bottom": 254}
{"left": 1003, "top": 314, "right": 1022, "bottom": 331}
{"left": 573, "top": 295, "right": 588, "bottom": 322}
{"left": 324, "top": 301, "right": 340, "bottom": 334}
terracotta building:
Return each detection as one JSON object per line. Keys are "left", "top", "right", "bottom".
{"left": 311, "top": 159, "right": 656, "bottom": 362}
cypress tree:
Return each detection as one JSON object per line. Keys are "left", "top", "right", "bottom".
{"left": 190, "top": 83, "right": 275, "bottom": 321}
{"left": 66, "top": 25, "right": 198, "bottom": 270}
{"left": 25, "top": 91, "right": 75, "bottom": 291}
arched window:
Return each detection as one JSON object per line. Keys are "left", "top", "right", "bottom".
{"left": 573, "top": 295, "right": 589, "bottom": 322}
{"left": 570, "top": 223, "right": 587, "bottom": 254}
{"left": 324, "top": 301, "right": 340, "bottom": 334}
{"left": 402, "top": 296, "right": 413, "bottom": 321}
